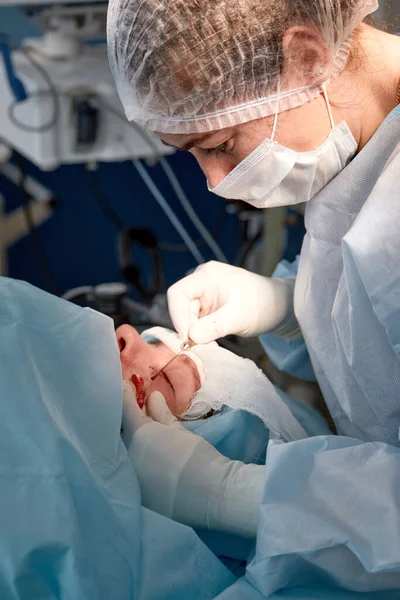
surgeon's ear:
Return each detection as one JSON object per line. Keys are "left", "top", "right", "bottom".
{"left": 281, "top": 26, "right": 332, "bottom": 88}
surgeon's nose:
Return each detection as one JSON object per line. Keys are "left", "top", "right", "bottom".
{"left": 193, "top": 154, "right": 233, "bottom": 189}
{"left": 116, "top": 324, "right": 145, "bottom": 356}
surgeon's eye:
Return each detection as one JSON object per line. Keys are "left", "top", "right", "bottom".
{"left": 202, "top": 142, "right": 229, "bottom": 156}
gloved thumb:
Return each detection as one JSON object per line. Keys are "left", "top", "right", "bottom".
{"left": 188, "top": 304, "right": 235, "bottom": 344}
{"left": 147, "top": 391, "right": 180, "bottom": 427}
{"left": 121, "top": 380, "right": 149, "bottom": 447}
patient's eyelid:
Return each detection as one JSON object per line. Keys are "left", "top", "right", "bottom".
{"left": 149, "top": 365, "right": 175, "bottom": 393}
{"left": 160, "top": 371, "right": 175, "bottom": 392}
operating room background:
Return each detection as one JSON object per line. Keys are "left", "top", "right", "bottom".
{"left": 0, "top": 3, "right": 397, "bottom": 418}
{"left": 0, "top": 7, "right": 305, "bottom": 298}
{"left": 0, "top": 3, "right": 397, "bottom": 298}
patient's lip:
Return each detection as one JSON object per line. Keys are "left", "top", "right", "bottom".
{"left": 131, "top": 374, "right": 145, "bottom": 408}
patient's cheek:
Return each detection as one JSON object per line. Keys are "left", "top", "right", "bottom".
{"left": 131, "top": 374, "right": 146, "bottom": 409}
{"left": 146, "top": 378, "right": 175, "bottom": 412}
{"left": 122, "top": 347, "right": 199, "bottom": 416}
{"left": 130, "top": 372, "right": 175, "bottom": 412}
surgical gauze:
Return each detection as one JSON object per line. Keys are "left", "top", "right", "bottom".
{"left": 143, "top": 327, "right": 307, "bottom": 442}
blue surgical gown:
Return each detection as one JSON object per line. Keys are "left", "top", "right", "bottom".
{"left": 0, "top": 273, "right": 332, "bottom": 598}
{"left": 248, "top": 105, "right": 400, "bottom": 597}
{"left": 0, "top": 276, "right": 234, "bottom": 599}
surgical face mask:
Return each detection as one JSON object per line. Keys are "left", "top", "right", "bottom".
{"left": 208, "top": 86, "right": 358, "bottom": 208}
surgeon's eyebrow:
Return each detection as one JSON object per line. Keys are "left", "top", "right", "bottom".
{"left": 161, "top": 133, "right": 215, "bottom": 152}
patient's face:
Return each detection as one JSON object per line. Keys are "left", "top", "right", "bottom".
{"left": 116, "top": 325, "right": 201, "bottom": 416}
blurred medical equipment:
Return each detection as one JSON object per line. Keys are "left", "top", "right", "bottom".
{"left": 0, "top": 2, "right": 228, "bottom": 272}
{"left": 61, "top": 280, "right": 250, "bottom": 360}
{"left": 0, "top": 3, "right": 173, "bottom": 169}
{"left": 118, "top": 227, "right": 163, "bottom": 302}
{"left": 64, "top": 285, "right": 260, "bottom": 425}
{"left": 61, "top": 223, "right": 190, "bottom": 330}
{"left": 0, "top": 2, "right": 310, "bottom": 297}
{"left": 0, "top": 159, "right": 54, "bottom": 276}
{"left": 62, "top": 281, "right": 173, "bottom": 330}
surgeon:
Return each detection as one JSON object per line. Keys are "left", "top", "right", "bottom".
{"left": 108, "top": 0, "right": 400, "bottom": 596}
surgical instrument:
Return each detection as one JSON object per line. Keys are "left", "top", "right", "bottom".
{"left": 151, "top": 339, "right": 195, "bottom": 380}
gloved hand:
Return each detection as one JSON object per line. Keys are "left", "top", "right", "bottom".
{"left": 167, "top": 261, "right": 296, "bottom": 344}
{"left": 122, "top": 381, "right": 265, "bottom": 538}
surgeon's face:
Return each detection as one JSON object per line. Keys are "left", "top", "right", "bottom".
{"left": 156, "top": 91, "right": 338, "bottom": 188}
{"left": 116, "top": 325, "right": 201, "bottom": 416}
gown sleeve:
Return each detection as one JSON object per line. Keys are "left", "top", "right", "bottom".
{"left": 246, "top": 434, "right": 400, "bottom": 596}
{"left": 259, "top": 258, "right": 316, "bottom": 382}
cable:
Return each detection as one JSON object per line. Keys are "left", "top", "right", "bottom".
{"left": 99, "top": 100, "right": 227, "bottom": 262}
{"left": 83, "top": 166, "right": 125, "bottom": 230}
{"left": 159, "top": 199, "right": 228, "bottom": 252}
{"left": 82, "top": 166, "right": 166, "bottom": 300}
{"left": 84, "top": 152, "right": 227, "bottom": 256}
{"left": 132, "top": 159, "right": 205, "bottom": 265}
{"left": 158, "top": 159, "right": 228, "bottom": 262}
{"left": 62, "top": 286, "right": 94, "bottom": 301}
{"left": 1, "top": 37, "right": 60, "bottom": 133}
{"left": 118, "top": 227, "right": 163, "bottom": 301}
{"left": 9, "top": 90, "right": 58, "bottom": 134}
{"left": 131, "top": 120, "right": 228, "bottom": 261}
{"left": 15, "top": 153, "right": 61, "bottom": 296}
{"left": 83, "top": 167, "right": 167, "bottom": 300}
{"left": 237, "top": 228, "right": 263, "bottom": 268}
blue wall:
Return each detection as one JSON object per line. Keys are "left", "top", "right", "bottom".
{"left": 2, "top": 154, "right": 239, "bottom": 295}
{"left": 0, "top": 9, "right": 239, "bottom": 296}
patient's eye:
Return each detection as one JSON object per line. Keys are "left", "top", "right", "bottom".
{"left": 156, "top": 370, "right": 174, "bottom": 393}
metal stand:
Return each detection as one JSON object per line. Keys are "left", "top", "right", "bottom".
{"left": 0, "top": 161, "right": 53, "bottom": 276}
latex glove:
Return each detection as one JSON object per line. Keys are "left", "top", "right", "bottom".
{"left": 167, "top": 260, "right": 296, "bottom": 344}
{"left": 122, "top": 381, "right": 265, "bottom": 538}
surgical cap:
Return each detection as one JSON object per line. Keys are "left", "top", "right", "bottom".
{"left": 107, "top": 0, "right": 378, "bottom": 133}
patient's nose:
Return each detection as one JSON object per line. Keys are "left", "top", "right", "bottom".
{"left": 116, "top": 325, "right": 145, "bottom": 357}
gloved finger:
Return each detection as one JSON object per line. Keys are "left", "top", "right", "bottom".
{"left": 167, "top": 273, "right": 206, "bottom": 340}
{"left": 147, "top": 391, "right": 181, "bottom": 427}
{"left": 189, "top": 298, "right": 201, "bottom": 330}
{"left": 188, "top": 303, "right": 235, "bottom": 344}
{"left": 176, "top": 299, "right": 201, "bottom": 342}
{"left": 121, "top": 381, "right": 150, "bottom": 445}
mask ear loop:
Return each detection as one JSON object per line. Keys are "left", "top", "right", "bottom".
{"left": 270, "top": 77, "right": 280, "bottom": 141}
{"left": 322, "top": 82, "right": 335, "bottom": 130}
